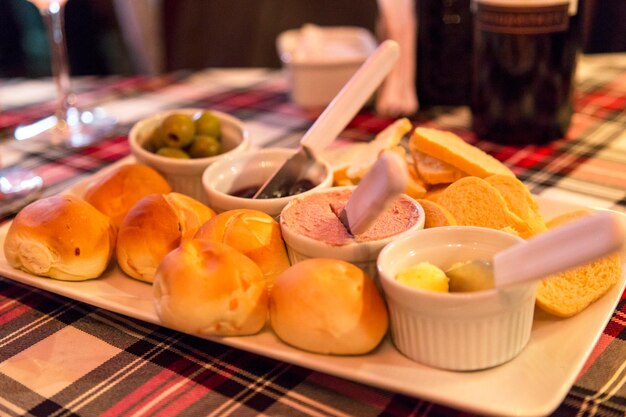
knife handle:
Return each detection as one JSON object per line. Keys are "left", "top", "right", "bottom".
{"left": 299, "top": 40, "right": 400, "bottom": 152}
{"left": 493, "top": 211, "right": 625, "bottom": 287}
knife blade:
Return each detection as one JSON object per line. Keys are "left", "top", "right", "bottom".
{"left": 338, "top": 150, "right": 408, "bottom": 235}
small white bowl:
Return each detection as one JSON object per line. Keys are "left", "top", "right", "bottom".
{"left": 377, "top": 226, "right": 535, "bottom": 371}
{"left": 279, "top": 186, "right": 425, "bottom": 279}
{"left": 277, "top": 26, "right": 377, "bottom": 109}
{"left": 129, "top": 108, "right": 250, "bottom": 204}
{"left": 202, "top": 147, "right": 333, "bottom": 218}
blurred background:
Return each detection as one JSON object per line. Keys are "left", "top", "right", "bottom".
{"left": 1, "top": 0, "right": 624, "bottom": 78}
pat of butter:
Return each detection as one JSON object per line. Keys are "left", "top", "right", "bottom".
{"left": 396, "top": 262, "right": 449, "bottom": 292}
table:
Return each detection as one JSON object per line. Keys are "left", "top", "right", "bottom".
{"left": 1, "top": 53, "right": 625, "bottom": 417}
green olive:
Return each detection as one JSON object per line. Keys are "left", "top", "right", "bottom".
{"left": 188, "top": 135, "right": 222, "bottom": 158}
{"left": 195, "top": 111, "right": 221, "bottom": 137}
{"left": 161, "top": 114, "right": 196, "bottom": 148}
{"left": 145, "top": 126, "right": 167, "bottom": 152}
{"left": 156, "top": 147, "right": 190, "bottom": 159}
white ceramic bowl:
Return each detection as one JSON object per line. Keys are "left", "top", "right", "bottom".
{"left": 377, "top": 226, "right": 536, "bottom": 371}
{"left": 128, "top": 108, "right": 250, "bottom": 204}
{"left": 279, "top": 186, "right": 425, "bottom": 279}
{"left": 277, "top": 26, "right": 377, "bottom": 109}
{"left": 202, "top": 147, "right": 333, "bottom": 218}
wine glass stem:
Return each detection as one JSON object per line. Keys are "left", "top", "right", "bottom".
{"left": 40, "top": 2, "right": 75, "bottom": 123}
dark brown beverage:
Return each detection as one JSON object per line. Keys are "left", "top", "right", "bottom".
{"left": 230, "top": 179, "right": 316, "bottom": 199}
{"left": 471, "top": 1, "right": 580, "bottom": 145}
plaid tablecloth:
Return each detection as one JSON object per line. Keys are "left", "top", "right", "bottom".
{"left": 0, "top": 54, "right": 625, "bottom": 417}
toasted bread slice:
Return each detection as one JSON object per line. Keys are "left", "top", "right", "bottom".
{"left": 410, "top": 127, "right": 514, "bottom": 178}
{"left": 417, "top": 199, "right": 457, "bottom": 228}
{"left": 405, "top": 164, "right": 428, "bottom": 199}
{"left": 410, "top": 149, "right": 467, "bottom": 185}
{"left": 436, "top": 177, "right": 531, "bottom": 235}
{"left": 422, "top": 184, "right": 449, "bottom": 203}
{"left": 346, "top": 118, "right": 413, "bottom": 180}
{"left": 485, "top": 174, "right": 547, "bottom": 236}
{"left": 535, "top": 210, "right": 622, "bottom": 318}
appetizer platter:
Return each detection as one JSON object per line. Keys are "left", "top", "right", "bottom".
{"left": 1, "top": 152, "right": 625, "bottom": 417}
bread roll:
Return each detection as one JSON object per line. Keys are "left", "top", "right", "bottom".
{"left": 83, "top": 163, "right": 172, "bottom": 228}
{"left": 4, "top": 195, "right": 115, "bottom": 281}
{"left": 536, "top": 210, "right": 622, "bottom": 317}
{"left": 269, "top": 258, "right": 388, "bottom": 355}
{"left": 153, "top": 240, "right": 268, "bottom": 336}
{"left": 195, "top": 209, "right": 290, "bottom": 288}
{"left": 116, "top": 192, "right": 215, "bottom": 283}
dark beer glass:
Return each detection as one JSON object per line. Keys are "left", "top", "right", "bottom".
{"left": 471, "top": 0, "right": 580, "bottom": 145}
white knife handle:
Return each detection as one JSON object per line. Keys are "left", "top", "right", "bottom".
{"left": 344, "top": 150, "right": 408, "bottom": 235}
{"left": 299, "top": 40, "right": 400, "bottom": 151}
{"left": 493, "top": 211, "right": 625, "bottom": 287}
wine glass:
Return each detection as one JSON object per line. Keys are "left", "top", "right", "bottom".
{"left": 13, "top": 0, "right": 117, "bottom": 148}
{"left": 1, "top": 95, "right": 42, "bottom": 217}
{"left": 0, "top": 163, "right": 43, "bottom": 218}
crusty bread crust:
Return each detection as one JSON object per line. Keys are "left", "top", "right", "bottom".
{"left": 153, "top": 240, "right": 268, "bottom": 336}
{"left": 410, "top": 148, "right": 466, "bottom": 185}
{"left": 485, "top": 175, "right": 547, "bottom": 236}
{"left": 116, "top": 192, "right": 215, "bottom": 283}
{"left": 410, "top": 127, "right": 514, "bottom": 178}
{"left": 404, "top": 157, "right": 428, "bottom": 198}
{"left": 4, "top": 195, "right": 115, "bottom": 281}
{"left": 536, "top": 254, "right": 621, "bottom": 318}
{"left": 417, "top": 199, "right": 457, "bottom": 228}
{"left": 195, "top": 209, "right": 290, "bottom": 289}
{"left": 83, "top": 163, "right": 171, "bottom": 228}
{"left": 269, "top": 258, "right": 388, "bottom": 355}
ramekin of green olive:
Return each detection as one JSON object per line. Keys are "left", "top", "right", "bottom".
{"left": 144, "top": 111, "right": 224, "bottom": 159}
{"left": 129, "top": 108, "right": 250, "bottom": 204}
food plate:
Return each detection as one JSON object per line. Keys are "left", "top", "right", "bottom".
{"left": 1, "top": 158, "right": 625, "bottom": 417}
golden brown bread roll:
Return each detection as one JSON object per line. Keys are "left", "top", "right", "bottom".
{"left": 116, "top": 192, "right": 216, "bottom": 283}
{"left": 153, "top": 240, "right": 268, "bottom": 336}
{"left": 194, "top": 209, "right": 290, "bottom": 288}
{"left": 83, "top": 163, "right": 172, "bottom": 228}
{"left": 269, "top": 258, "right": 389, "bottom": 355}
{"left": 4, "top": 195, "right": 115, "bottom": 281}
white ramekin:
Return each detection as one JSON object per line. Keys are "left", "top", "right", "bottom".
{"left": 280, "top": 186, "right": 425, "bottom": 279}
{"left": 202, "top": 147, "right": 333, "bottom": 219}
{"left": 129, "top": 108, "right": 250, "bottom": 204}
{"left": 277, "top": 26, "right": 377, "bottom": 109}
{"left": 377, "top": 226, "right": 536, "bottom": 371}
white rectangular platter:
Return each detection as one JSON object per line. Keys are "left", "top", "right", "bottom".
{"left": 1, "top": 160, "right": 624, "bottom": 417}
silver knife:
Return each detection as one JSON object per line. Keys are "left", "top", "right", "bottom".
{"left": 338, "top": 150, "right": 408, "bottom": 235}
{"left": 253, "top": 40, "right": 400, "bottom": 199}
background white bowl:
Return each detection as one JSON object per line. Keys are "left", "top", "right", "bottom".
{"left": 277, "top": 26, "right": 377, "bottom": 109}
{"left": 129, "top": 108, "right": 250, "bottom": 204}
{"left": 377, "top": 226, "right": 535, "bottom": 371}
{"left": 280, "top": 186, "right": 425, "bottom": 279}
{"left": 202, "top": 147, "right": 333, "bottom": 218}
